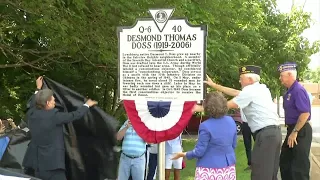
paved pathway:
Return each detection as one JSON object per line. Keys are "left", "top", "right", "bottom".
{"left": 311, "top": 146, "right": 320, "bottom": 179}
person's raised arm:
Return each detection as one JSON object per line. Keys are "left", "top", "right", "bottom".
{"left": 185, "top": 124, "right": 210, "bottom": 159}
{"left": 192, "top": 104, "right": 204, "bottom": 113}
{"left": 171, "top": 124, "right": 210, "bottom": 160}
{"left": 228, "top": 88, "right": 252, "bottom": 110}
{"left": 204, "top": 75, "right": 240, "bottom": 97}
{"left": 117, "top": 120, "right": 131, "bottom": 141}
{"left": 0, "top": 120, "right": 5, "bottom": 134}
{"left": 54, "top": 99, "right": 97, "bottom": 125}
{"left": 29, "top": 76, "right": 44, "bottom": 109}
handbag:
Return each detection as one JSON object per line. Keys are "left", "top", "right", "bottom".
{"left": 182, "top": 159, "right": 186, "bottom": 169}
{"left": 178, "top": 134, "right": 186, "bottom": 169}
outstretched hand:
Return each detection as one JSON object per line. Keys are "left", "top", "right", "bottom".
{"left": 36, "top": 76, "right": 43, "bottom": 89}
{"left": 171, "top": 152, "right": 186, "bottom": 160}
{"left": 85, "top": 99, "right": 98, "bottom": 107}
{"left": 7, "top": 118, "right": 18, "bottom": 129}
{"left": 204, "top": 74, "right": 215, "bottom": 87}
{"left": 192, "top": 104, "right": 204, "bottom": 113}
{"left": 0, "top": 120, "right": 6, "bottom": 133}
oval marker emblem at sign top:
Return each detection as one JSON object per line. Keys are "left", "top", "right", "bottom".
{"left": 155, "top": 11, "right": 168, "bottom": 23}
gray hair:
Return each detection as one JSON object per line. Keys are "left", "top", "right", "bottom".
{"left": 287, "top": 70, "right": 297, "bottom": 79}
{"left": 244, "top": 73, "right": 260, "bottom": 83}
{"left": 36, "top": 89, "right": 53, "bottom": 109}
{"left": 203, "top": 92, "right": 228, "bottom": 118}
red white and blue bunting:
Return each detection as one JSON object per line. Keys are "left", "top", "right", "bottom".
{"left": 123, "top": 100, "right": 196, "bottom": 143}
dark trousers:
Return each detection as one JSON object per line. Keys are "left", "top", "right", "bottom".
{"left": 146, "top": 153, "right": 158, "bottom": 180}
{"left": 35, "top": 169, "right": 67, "bottom": 180}
{"left": 251, "top": 125, "right": 282, "bottom": 180}
{"left": 242, "top": 122, "right": 253, "bottom": 166}
{"left": 280, "top": 123, "right": 312, "bottom": 180}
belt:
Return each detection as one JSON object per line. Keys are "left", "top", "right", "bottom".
{"left": 122, "top": 152, "right": 145, "bottom": 159}
{"left": 253, "top": 125, "right": 279, "bottom": 138}
{"left": 286, "top": 121, "right": 309, "bottom": 127}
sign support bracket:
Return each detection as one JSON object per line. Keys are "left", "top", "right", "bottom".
{"left": 157, "top": 142, "right": 165, "bottom": 180}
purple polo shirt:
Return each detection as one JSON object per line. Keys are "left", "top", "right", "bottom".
{"left": 283, "top": 81, "right": 311, "bottom": 125}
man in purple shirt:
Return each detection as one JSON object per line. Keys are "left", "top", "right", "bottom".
{"left": 278, "top": 62, "right": 312, "bottom": 180}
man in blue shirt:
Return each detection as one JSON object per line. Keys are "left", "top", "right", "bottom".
{"left": 117, "top": 120, "right": 146, "bottom": 180}
{"left": 278, "top": 62, "right": 312, "bottom": 180}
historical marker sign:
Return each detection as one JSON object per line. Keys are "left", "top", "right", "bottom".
{"left": 118, "top": 8, "right": 207, "bottom": 101}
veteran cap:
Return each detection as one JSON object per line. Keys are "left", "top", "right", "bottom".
{"left": 239, "top": 65, "right": 261, "bottom": 75}
{"left": 277, "top": 62, "right": 297, "bottom": 73}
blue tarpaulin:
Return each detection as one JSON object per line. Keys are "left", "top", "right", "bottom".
{"left": 0, "top": 136, "right": 10, "bottom": 160}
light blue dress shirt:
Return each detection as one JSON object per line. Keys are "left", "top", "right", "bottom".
{"left": 233, "top": 82, "right": 279, "bottom": 133}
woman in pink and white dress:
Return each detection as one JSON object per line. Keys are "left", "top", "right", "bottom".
{"left": 172, "top": 92, "right": 237, "bottom": 180}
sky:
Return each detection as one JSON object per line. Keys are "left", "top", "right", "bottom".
{"left": 276, "top": 0, "right": 320, "bottom": 70}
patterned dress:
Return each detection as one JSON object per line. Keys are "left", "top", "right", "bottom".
{"left": 195, "top": 165, "right": 236, "bottom": 180}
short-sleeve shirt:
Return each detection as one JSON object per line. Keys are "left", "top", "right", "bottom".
{"left": 283, "top": 81, "right": 311, "bottom": 124}
{"left": 165, "top": 134, "right": 182, "bottom": 154}
{"left": 233, "top": 82, "right": 279, "bottom": 133}
{"left": 119, "top": 120, "right": 146, "bottom": 156}
{"left": 148, "top": 144, "right": 158, "bottom": 154}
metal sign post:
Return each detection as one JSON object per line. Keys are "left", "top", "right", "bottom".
{"left": 157, "top": 142, "right": 165, "bottom": 180}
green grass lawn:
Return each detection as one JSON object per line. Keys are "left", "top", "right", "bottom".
{"left": 177, "top": 138, "right": 251, "bottom": 180}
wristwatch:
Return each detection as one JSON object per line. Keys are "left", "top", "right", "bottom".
{"left": 293, "top": 128, "right": 299, "bottom": 133}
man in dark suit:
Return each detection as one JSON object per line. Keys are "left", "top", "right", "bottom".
{"left": 22, "top": 76, "right": 97, "bottom": 180}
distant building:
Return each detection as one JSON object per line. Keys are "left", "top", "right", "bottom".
{"left": 300, "top": 82, "right": 320, "bottom": 105}
{"left": 273, "top": 82, "right": 320, "bottom": 108}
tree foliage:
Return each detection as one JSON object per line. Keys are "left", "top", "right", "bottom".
{"left": 303, "top": 67, "right": 320, "bottom": 83}
{"left": 1, "top": 0, "right": 319, "bottom": 121}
